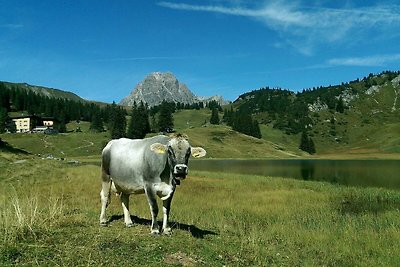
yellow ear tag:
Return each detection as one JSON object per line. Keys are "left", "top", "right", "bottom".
{"left": 154, "top": 148, "right": 165, "bottom": 154}
{"left": 191, "top": 147, "right": 206, "bottom": 158}
{"left": 150, "top": 143, "right": 166, "bottom": 154}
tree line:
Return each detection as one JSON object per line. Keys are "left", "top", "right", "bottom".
{"left": 220, "top": 106, "right": 261, "bottom": 139}
{"left": 0, "top": 83, "right": 106, "bottom": 133}
{"left": 91, "top": 100, "right": 178, "bottom": 139}
{"left": 0, "top": 84, "right": 310, "bottom": 154}
{"left": 0, "top": 83, "right": 222, "bottom": 140}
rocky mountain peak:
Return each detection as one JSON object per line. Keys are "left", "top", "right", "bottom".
{"left": 120, "top": 72, "right": 228, "bottom": 107}
{"left": 120, "top": 72, "right": 196, "bottom": 107}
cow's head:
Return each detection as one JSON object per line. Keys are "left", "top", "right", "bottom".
{"left": 150, "top": 133, "right": 206, "bottom": 181}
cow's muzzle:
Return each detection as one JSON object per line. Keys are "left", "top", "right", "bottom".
{"left": 174, "top": 164, "right": 188, "bottom": 179}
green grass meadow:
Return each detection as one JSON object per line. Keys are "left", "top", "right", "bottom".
{"left": 1, "top": 109, "right": 399, "bottom": 266}
{"left": 1, "top": 152, "right": 399, "bottom": 266}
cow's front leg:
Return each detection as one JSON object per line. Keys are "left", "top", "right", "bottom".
{"left": 145, "top": 187, "right": 159, "bottom": 235}
{"left": 120, "top": 193, "right": 133, "bottom": 227}
{"left": 162, "top": 191, "right": 175, "bottom": 235}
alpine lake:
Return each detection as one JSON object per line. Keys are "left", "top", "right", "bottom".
{"left": 190, "top": 159, "right": 400, "bottom": 190}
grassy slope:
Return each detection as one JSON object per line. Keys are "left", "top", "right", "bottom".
{"left": 1, "top": 105, "right": 399, "bottom": 160}
{"left": 1, "top": 110, "right": 304, "bottom": 161}
{"left": 0, "top": 131, "right": 109, "bottom": 159}
{"left": 173, "top": 109, "right": 303, "bottom": 159}
{"left": 309, "top": 81, "right": 400, "bottom": 157}
{"left": 172, "top": 108, "right": 400, "bottom": 159}
{"left": 309, "top": 106, "right": 400, "bottom": 158}
{"left": 1, "top": 154, "right": 399, "bottom": 266}
{"left": 229, "top": 75, "right": 400, "bottom": 158}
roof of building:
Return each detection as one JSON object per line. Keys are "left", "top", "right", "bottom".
{"left": 11, "top": 115, "right": 57, "bottom": 121}
{"left": 11, "top": 114, "right": 40, "bottom": 119}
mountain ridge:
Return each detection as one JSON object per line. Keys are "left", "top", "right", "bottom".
{"left": 0, "top": 81, "right": 85, "bottom": 103}
{"left": 119, "top": 72, "right": 227, "bottom": 107}
{"left": 2, "top": 70, "right": 399, "bottom": 155}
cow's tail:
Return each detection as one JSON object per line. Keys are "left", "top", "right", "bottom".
{"left": 100, "top": 169, "right": 112, "bottom": 205}
{"left": 101, "top": 141, "right": 112, "bottom": 206}
{"left": 101, "top": 141, "right": 112, "bottom": 178}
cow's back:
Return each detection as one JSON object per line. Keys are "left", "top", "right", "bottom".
{"left": 102, "top": 136, "right": 169, "bottom": 193}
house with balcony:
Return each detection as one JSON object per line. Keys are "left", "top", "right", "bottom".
{"left": 11, "top": 115, "right": 57, "bottom": 133}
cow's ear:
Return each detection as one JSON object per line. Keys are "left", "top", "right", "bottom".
{"left": 191, "top": 147, "right": 206, "bottom": 158}
{"left": 150, "top": 143, "right": 167, "bottom": 154}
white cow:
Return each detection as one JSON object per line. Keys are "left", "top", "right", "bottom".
{"left": 99, "top": 134, "right": 206, "bottom": 235}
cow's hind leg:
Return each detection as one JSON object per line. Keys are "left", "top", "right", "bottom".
{"left": 145, "top": 186, "right": 160, "bottom": 235}
{"left": 120, "top": 193, "right": 133, "bottom": 227}
{"left": 99, "top": 180, "right": 111, "bottom": 226}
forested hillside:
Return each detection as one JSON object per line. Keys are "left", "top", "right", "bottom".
{"left": 229, "top": 71, "right": 400, "bottom": 154}
{"left": 1, "top": 70, "right": 399, "bottom": 156}
{"left": 0, "top": 81, "right": 84, "bottom": 102}
{"left": 0, "top": 82, "right": 127, "bottom": 135}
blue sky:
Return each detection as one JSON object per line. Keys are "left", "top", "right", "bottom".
{"left": 1, "top": 0, "right": 400, "bottom": 103}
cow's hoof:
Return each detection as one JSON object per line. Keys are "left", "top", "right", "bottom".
{"left": 150, "top": 230, "right": 160, "bottom": 236}
{"left": 126, "top": 222, "right": 134, "bottom": 228}
{"left": 100, "top": 222, "right": 108, "bottom": 227}
{"left": 163, "top": 228, "right": 172, "bottom": 235}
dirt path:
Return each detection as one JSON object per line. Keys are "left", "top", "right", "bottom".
{"left": 73, "top": 140, "right": 94, "bottom": 150}
{"left": 392, "top": 87, "right": 398, "bottom": 112}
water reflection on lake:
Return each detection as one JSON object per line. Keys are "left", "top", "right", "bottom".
{"left": 190, "top": 159, "right": 400, "bottom": 190}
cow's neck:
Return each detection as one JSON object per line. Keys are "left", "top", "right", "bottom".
{"left": 160, "top": 159, "right": 178, "bottom": 187}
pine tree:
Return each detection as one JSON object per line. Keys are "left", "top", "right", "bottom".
{"left": 223, "top": 106, "right": 234, "bottom": 126}
{"left": 299, "top": 131, "right": 309, "bottom": 152}
{"left": 0, "top": 108, "right": 8, "bottom": 133}
{"left": 252, "top": 120, "right": 262, "bottom": 139}
{"left": 299, "top": 131, "right": 316, "bottom": 154}
{"left": 56, "top": 111, "right": 67, "bottom": 133}
{"left": 158, "top": 101, "right": 174, "bottom": 132}
{"left": 207, "top": 100, "right": 222, "bottom": 111}
{"left": 109, "top": 102, "right": 126, "bottom": 139}
{"left": 0, "top": 85, "right": 11, "bottom": 111}
{"left": 210, "top": 108, "right": 220, "bottom": 124}
{"left": 336, "top": 97, "right": 345, "bottom": 113}
{"left": 232, "top": 112, "right": 262, "bottom": 139}
{"left": 90, "top": 110, "right": 104, "bottom": 132}
{"left": 12, "top": 89, "right": 25, "bottom": 111}
{"left": 308, "top": 136, "right": 316, "bottom": 154}
{"left": 126, "top": 102, "right": 150, "bottom": 139}
{"left": 8, "top": 121, "right": 16, "bottom": 133}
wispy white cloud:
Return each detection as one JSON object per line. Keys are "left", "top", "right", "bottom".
{"left": 158, "top": 1, "right": 308, "bottom": 26}
{"left": 158, "top": 1, "right": 400, "bottom": 55}
{"left": 327, "top": 54, "right": 400, "bottom": 67}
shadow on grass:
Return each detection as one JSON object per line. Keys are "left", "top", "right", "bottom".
{"left": 0, "top": 140, "right": 30, "bottom": 155}
{"left": 108, "top": 215, "right": 218, "bottom": 239}
{"left": 338, "top": 191, "right": 400, "bottom": 215}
